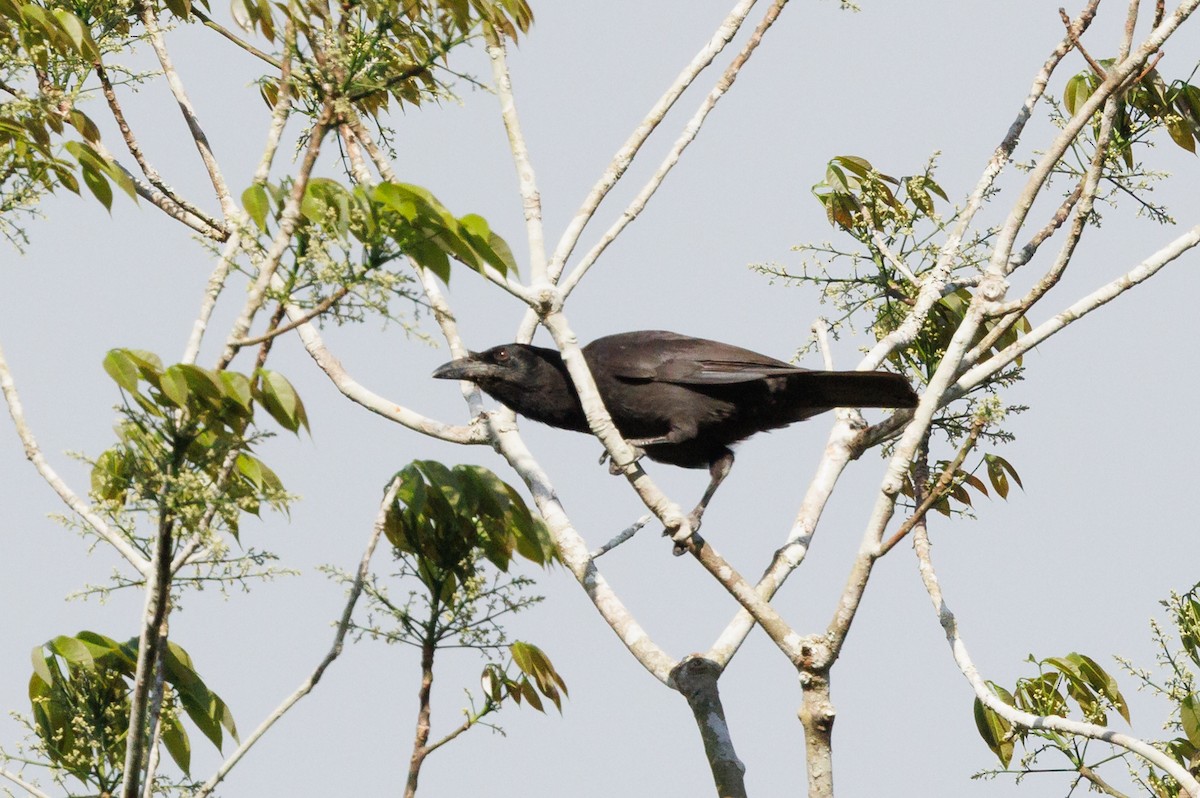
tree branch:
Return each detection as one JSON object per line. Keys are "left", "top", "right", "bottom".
{"left": 0, "top": 768, "right": 52, "bottom": 798}
{"left": 912, "top": 485, "right": 1200, "bottom": 795}
{"left": 0, "top": 339, "right": 150, "bottom": 573}
{"left": 196, "top": 477, "right": 398, "bottom": 797}
{"left": 547, "top": 0, "right": 762, "bottom": 277}
{"left": 95, "top": 58, "right": 226, "bottom": 234}
{"left": 558, "top": 0, "right": 791, "bottom": 299}
{"left": 673, "top": 657, "right": 747, "bottom": 798}
{"left": 485, "top": 29, "right": 547, "bottom": 284}
{"left": 958, "top": 223, "right": 1200, "bottom": 393}
{"left": 139, "top": 0, "right": 239, "bottom": 219}
{"left": 218, "top": 104, "right": 335, "bottom": 370}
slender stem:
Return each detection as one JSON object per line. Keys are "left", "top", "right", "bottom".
{"left": 182, "top": 233, "right": 241, "bottom": 365}
{"left": 193, "top": 7, "right": 282, "bottom": 68}
{"left": 0, "top": 340, "right": 149, "bottom": 572}
{"left": 913, "top": 484, "right": 1200, "bottom": 795}
{"left": 559, "top": 0, "right": 791, "bottom": 298}
{"left": 232, "top": 286, "right": 350, "bottom": 346}
{"left": 404, "top": 604, "right": 440, "bottom": 798}
{"left": 139, "top": 0, "right": 239, "bottom": 219}
{"left": 196, "top": 477, "right": 398, "bottom": 797}
{"left": 485, "top": 29, "right": 547, "bottom": 284}
{"left": 878, "top": 418, "right": 983, "bottom": 556}
{"left": 95, "top": 58, "right": 225, "bottom": 233}
{"left": 0, "top": 769, "right": 51, "bottom": 798}
{"left": 957, "top": 223, "right": 1200, "bottom": 393}
{"left": 218, "top": 104, "right": 335, "bottom": 370}
{"left": 548, "top": 0, "right": 761, "bottom": 277}
{"left": 120, "top": 441, "right": 181, "bottom": 798}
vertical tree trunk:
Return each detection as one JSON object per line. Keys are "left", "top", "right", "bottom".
{"left": 798, "top": 669, "right": 835, "bottom": 798}
{"left": 404, "top": 636, "right": 436, "bottom": 798}
{"left": 673, "top": 657, "right": 747, "bottom": 798}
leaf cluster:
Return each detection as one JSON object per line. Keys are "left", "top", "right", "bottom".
{"left": 481, "top": 641, "right": 568, "bottom": 714}
{"left": 384, "top": 460, "right": 555, "bottom": 602}
{"left": 229, "top": 0, "right": 533, "bottom": 118}
{"left": 1064, "top": 65, "right": 1200, "bottom": 161}
{"left": 29, "top": 631, "right": 236, "bottom": 789}
{"left": 95, "top": 349, "right": 304, "bottom": 543}
{"left": 244, "top": 178, "right": 516, "bottom": 289}
{"left": 975, "top": 652, "right": 1130, "bottom": 769}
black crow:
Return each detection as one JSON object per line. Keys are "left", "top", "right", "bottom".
{"left": 433, "top": 330, "right": 917, "bottom": 534}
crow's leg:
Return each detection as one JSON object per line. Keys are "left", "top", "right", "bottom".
{"left": 685, "top": 449, "right": 735, "bottom": 532}
{"left": 598, "top": 444, "right": 646, "bottom": 474}
{"left": 597, "top": 427, "right": 691, "bottom": 474}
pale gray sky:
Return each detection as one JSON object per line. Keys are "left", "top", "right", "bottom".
{"left": 2, "top": 2, "right": 1198, "bottom": 796}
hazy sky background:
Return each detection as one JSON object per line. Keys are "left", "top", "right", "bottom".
{"left": 2, "top": 1, "right": 1198, "bottom": 796}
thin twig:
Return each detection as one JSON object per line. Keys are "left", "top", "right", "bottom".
{"left": 878, "top": 419, "right": 983, "bottom": 556}
{"left": 95, "top": 58, "right": 225, "bottom": 233}
{"left": 485, "top": 29, "right": 547, "bottom": 284}
{"left": 1060, "top": 7, "right": 1108, "bottom": 78}
{"left": 559, "top": 0, "right": 791, "bottom": 298}
{"left": 812, "top": 317, "right": 834, "bottom": 370}
{"left": 195, "top": 477, "right": 399, "bottom": 797}
{"left": 0, "top": 340, "right": 149, "bottom": 573}
{"left": 0, "top": 769, "right": 51, "bottom": 798}
{"left": 139, "top": 0, "right": 239, "bottom": 219}
{"left": 912, "top": 478, "right": 1200, "bottom": 795}
{"left": 232, "top": 286, "right": 351, "bottom": 346}
{"left": 958, "top": 223, "right": 1200, "bottom": 393}
{"left": 590, "top": 514, "right": 652, "bottom": 559}
{"left": 193, "top": 7, "right": 282, "bottom": 68}
{"left": 547, "top": 0, "right": 761, "bottom": 277}
{"left": 218, "top": 104, "right": 335, "bottom": 370}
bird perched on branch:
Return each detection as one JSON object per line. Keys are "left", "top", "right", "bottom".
{"left": 433, "top": 330, "right": 917, "bottom": 540}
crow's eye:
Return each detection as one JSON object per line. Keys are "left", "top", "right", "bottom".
{"left": 494, "top": 348, "right": 509, "bottom": 362}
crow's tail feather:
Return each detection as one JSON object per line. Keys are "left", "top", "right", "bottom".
{"left": 792, "top": 371, "right": 919, "bottom": 409}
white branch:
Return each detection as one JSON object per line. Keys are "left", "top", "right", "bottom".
{"left": 196, "top": 477, "right": 397, "bottom": 797}
{"left": 912, "top": 512, "right": 1200, "bottom": 795}
{"left": 139, "top": 2, "right": 238, "bottom": 220}
{"left": 548, "top": 0, "right": 762, "bottom": 276}
{"left": 0, "top": 340, "right": 150, "bottom": 574}
{"left": 706, "top": 419, "right": 856, "bottom": 666}
{"left": 591, "top": 514, "right": 652, "bottom": 559}
{"left": 958, "top": 223, "right": 1200, "bottom": 393}
{"left": 182, "top": 233, "right": 241, "bottom": 365}
{"left": 559, "top": 0, "right": 790, "bottom": 298}
{"left": 489, "top": 422, "right": 679, "bottom": 683}
{"left": 987, "top": 0, "right": 1198, "bottom": 273}
{"left": 541, "top": 311, "right": 689, "bottom": 535}
{"left": 0, "top": 769, "right": 51, "bottom": 798}
{"left": 486, "top": 32, "right": 547, "bottom": 284}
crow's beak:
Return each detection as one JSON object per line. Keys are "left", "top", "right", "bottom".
{"left": 432, "top": 353, "right": 485, "bottom": 381}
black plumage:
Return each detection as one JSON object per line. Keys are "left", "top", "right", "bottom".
{"left": 433, "top": 330, "right": 917, "bottom": 533}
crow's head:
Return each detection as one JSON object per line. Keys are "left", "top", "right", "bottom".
{"left": 432, "top": 344, "right": 586, "bottom": 431}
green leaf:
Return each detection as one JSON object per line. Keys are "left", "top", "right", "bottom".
{"left": 974, "top": 695, "right": 1014, "bottom": 767}
{"left": 80, "top": 159, "right": 113, "bottom": 210}
{"left": 160, "top": 365, "right": 191, "bottom": 408}
{"left": 160, "top": 712, "right": 192, "bottom": 774}
{"left": 30, "top": 647, "right": 54, "bottom": 687}
{"left": 1182, "top": 694, "right": 1200, "bottom": 747}
{"left": 242, "top": 184, "right": 270, "bottom": 232}
{"left": 219, "top": 371, "right": 253, "bottom": 412}
{"left": 1166, "top": 116, "right": 1197, "bottom": 153}
{"left": 51, "top": 9, "right": 99, "bottom": 59}
{"left": 253, "top": 369, "right": 309, "bottom": 434}
{"left": 1064, "top": 73, "right": 1095, "bottom": 116}
{"left": 47, "top": 636, "right": 95, "bottom": 668}
{"left": 103, "top": 349, "right": 141, "bottom": 392}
